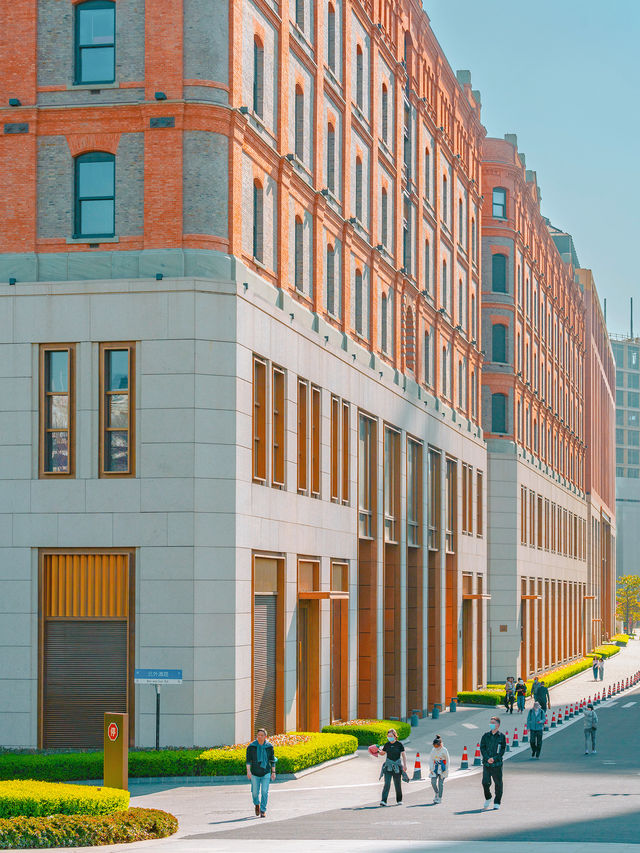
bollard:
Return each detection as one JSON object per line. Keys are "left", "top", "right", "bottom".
{"left": 432, "top": 703, "right": 441, "bottom": 719}
{"left": 449, "top": 698, "right": 457, "bottom": 713}
{"left": 410, "top": 709, "right": 420, "bottom": 727}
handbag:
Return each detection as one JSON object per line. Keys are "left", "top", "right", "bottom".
{"left": 401, "top": 770, "right": 410, "bottom": 783}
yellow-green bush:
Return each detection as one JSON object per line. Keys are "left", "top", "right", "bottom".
{"left": 0, "top": 807, "right": 177, "bottom": 848}
{"left": 0, "top": 780, "right": 129, "bottom": 819}
{"left": 587, "top": 644, "right": 621, "bottom": 659}
{"left": 610, "top": 634, "right": 630, "bottom": 646}
{"left": 197, "top": 731, "right": 357, "bottom": 775}
{"left": 457, "top": 689, "right": 503, "bottom": 706}
{"left": 322, "top": 719, "right": 411, "bottom": 746}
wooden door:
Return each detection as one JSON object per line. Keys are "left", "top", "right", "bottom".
{"left": 331, "top": 598, "right": 348, "bottom": 721}
{"left": 297, "top": 600, "right": 319, "bottom": 730}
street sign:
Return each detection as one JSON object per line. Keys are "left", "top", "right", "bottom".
{"left": 107, "top": 722, "right": 119, "bottom": 741}
{"left": 134, "top": 668, "right": 183, "bottom": 684}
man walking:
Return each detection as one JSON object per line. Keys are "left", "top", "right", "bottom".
{"left": 536, "top": 679, "right": 551, "bottom": 713}
{"left": 583, "top": 703, "right": 598, "bottom": 754}
{"left": 526, "top": 701, "right": 546, "bottom": 759}
{"left": 246, "top": 728, "right": 276, "bottom": 817}
{"left": 480, "top": 715, "right": 506, "bottom": 810}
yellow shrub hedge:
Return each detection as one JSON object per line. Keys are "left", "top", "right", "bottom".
{"left": 0, "top": 780, "right": 129, "bottom": 819}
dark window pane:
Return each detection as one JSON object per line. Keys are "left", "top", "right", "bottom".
{"left": 80, "top": 47, "right": 115, "bottom": 83}
{"left": 492, "top": 324, "right": 507, "bottom": 363}
{"left": 492, "top": 393, "right": 507, "bottom": 434}
{"left": 79, "top": 8, "right": 114, "bottom": 45}
{"left": 46, "top": 351, "right": 68, "bottom": 392}
{"left": 106, "top": 431, "right": 128, "bottom": 471}
{"left": 108, "top": 394, "right": 128, "bottom": 427}
{"left": 492, "top": 254, "right": 507, "bottom": 293}
{"left": 107, "top": 350, "right": 129, "bottom": 390}
{"left": 80, "top": 199, "right": 114, "bottom": 235}
{"left": 46, "top": 432, "right": 69, "bottom": 473}
{"left": 48, "top": 396, "right": 69, "bottom": 429}
{"left": 78, "top": 159, "right": 114, "bottom": 199}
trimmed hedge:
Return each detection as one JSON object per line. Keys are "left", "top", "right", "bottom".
{"left": 322, "top": 720, "right": 411, "bottom": 745}
{"left": 0, "top": 733, "right": 357, "bottom": 783}
{"left": 587, "top": 644, "right": 621, "bottom": 659}
{"left": 0, "top": 807, "right": 177, "bottom": 849}
{"left": 0, "top": 780, "right": 129, "bottom": 819}
{"left": 609, "top": 634, "right": 630, "bottom": 646}
{"left": 457, "top": 690, "right": 503, "bottom": 707}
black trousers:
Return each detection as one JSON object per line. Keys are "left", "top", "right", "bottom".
{"left": 482, "top": 764, "right": 503, "bottom": 805}
{"left": 381, "top": 770, "right": 402, "bottom": 803}
{"left": 530, "top": 730, "right": 543, "bottom": 757}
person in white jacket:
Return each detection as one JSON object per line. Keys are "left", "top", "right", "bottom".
{"left": 429, "top": 735, "right": 450, "bottom": 804}
{"left": 583, "top": 703, "right": 598, "bottom": 754}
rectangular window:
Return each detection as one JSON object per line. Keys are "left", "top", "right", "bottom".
{"left": 358, "top": 413, "right": 375, "bottom": 538}
{"left": 384, "top": 427, "right": 399, "bottom": 543}
{"left": 341, "top": 401, "right": 350, "bottom": 505}
{"left": 407, "top": 438, "right": 422, "bottom": 547}
{"left": 551, "top": 502, "right": 556, "bottom": 552}
{"left": 311, "top": 385, "right": 321, "bottom": 497}
{"left": 75, "top": 1, "right": 116, "bottom": 85}
{"left": 75, "top": 152, "right": 115, "bottom": 238}
{"left": 520, "top": 485, "right": 527, "bottom": 545}
{"left": 252, "top": 357, "right": 267, "bottom": 482}
{"left": 428, "top": 448, "right": 441, "bottom": 550}
{"left": 537, "top": 494, "right": 543, "bottom": 549}
{"left": 461, "top": 463, "right": 469, "bottom": 534}
{"left": 272, "top": 366, "right": 286, "bottom": 487}
{"left": 445, "top": 458, "right": 456, "bottom": 553}
{"left": 331, "top": 396, "right": 340, "bottom": 502}
{"left": 467, "top": 463, "right": 473, "bottom": 536}
{"left": 544, "top": 498, "right": 550, "bottom": 550}
{"left": 492, "top": 187, "right": 506, "bottom": 218}
{"left": 529, "top": 490, "right": 535, "bottom": 546}
{"left": 297, "top": 379, "right": 308, "bottom": 492}
{"left": 100, "top": 343, "right": 134, "bottom": 476}
{"left": 476, "top": 470, "right": 483, "bottom": 537}
{"left": 40, "top": 345, "right": 75, "bottom": 477}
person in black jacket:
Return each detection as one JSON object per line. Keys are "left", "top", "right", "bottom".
{"left": 246, "top": 728, "right": 276, "bottom": 817}
{"left": 480, "top": 715, "right": 506, "bottom": 810}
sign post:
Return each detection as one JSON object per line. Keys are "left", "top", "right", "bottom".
{"left": 103, "top": 712, "right": 128, "bottom": 790}
{"left": 134, "top": 669, "right": 182, "bottom": 751}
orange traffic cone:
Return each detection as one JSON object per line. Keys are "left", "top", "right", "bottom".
{"left": 512, "top": 727, "right": 519, "bottom": 747}
{"left": 460, "top": 745, "right": 469, "bottom": 769}
{"left": 550, "top": 711, "right": 556, "bottom": 728}
{"left": 505, "top": 731, "right": 511, "bottom": 752}
{"left": 412, "top": 752, "right": 422, "bottom": 781}
{"left": 522, "top": 724, "right": 529, "bottom": 743}
{"left": 473, "top": 743, "right": 482, "bottom": 766}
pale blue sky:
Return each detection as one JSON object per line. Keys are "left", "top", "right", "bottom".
{"left": 426, "top": 0, "right": 639, "bottom": 336}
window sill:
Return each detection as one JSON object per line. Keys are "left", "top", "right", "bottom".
{"left": 67, "top": 236, "right": 119, "bottom": 244}
{"left": 67, "top": 81, "right": 119, "bottom": 90}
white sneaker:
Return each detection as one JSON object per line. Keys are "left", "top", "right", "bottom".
{"left": 483, "top": 799, "right": 492, "bottom": 810}
{"left": 592, "top": 750, "right": 597, "bottom": 754}
{"left": 494, "top": 803, "right": 501, "bottom": 810}
{"left": 380, "top": 801, "right": 387, "bottom": 807}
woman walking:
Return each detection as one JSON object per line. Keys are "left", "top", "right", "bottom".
{"left": 377, "top": 727, "right": 408, "bottom": 806}
{"left": 515, "top": 677, "right": 527, "bottom": 714}
{"left": 597, "top": 656, "right": 604, "bottom": 681}
{"left": 504, "top": 676, "right": 515, "bottom": 714}
{"left": 583, "top": 703, "right": 598, "bottom": 754}
{"left": 429, "top": 735, "right": 450, "bottom": 804}
{"left": 592, "top": 656, "right": 599, "bottom": 680}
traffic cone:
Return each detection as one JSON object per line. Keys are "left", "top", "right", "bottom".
{"left": 412, "top": 752, "right": 422, "bottom": 781}
{"left": 460, "top": 745, "right": 469, "bottom": 770}
{"left": 512, "top": 727, "right": 519, "bottom": 747}
{"left": 522, "top": 724, "right": 529, "bottom": 743}
{"left": 607, "top": 685, "right": 611, "bottom": 699}
{"left": 544, "top": 715, "right": 549, "bottom": 732}
{"left": 550, "top": 711, "right": 556, "bottom": 728}
{"left": 557, "top": 706, "right": 564, "bottom": 724}
{"left": 505, "top": 731, "right": 510, "bottom": 752}
{"left": 473, "top": 743, "right": 482, "bottom": 766}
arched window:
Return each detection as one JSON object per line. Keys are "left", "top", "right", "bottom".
{"left": 326, "top": 244, "right": 335, "bottom": 315}
{"left": 424, "top": 239, "right": 430, "bottom": 292}
{"left": 402, "top": 199, "right": 411, "bottom": 270}
{"left": 492, "top": 253, "right": 507, "bottom": 293}
{"left": 458, "top": 198, "right": 463, "bottom": 244}
{"left": 442, "top": 259, "right": 447, "bottom": 309}
{"left": 471, "top": 368, "right": 476, "bottom": 416}
{"left": 355, "top": 270, "right": 363, "bottom": 335}
{"left": 381, "top": 293, "right": 388, "bottom": 353}
{"left": 381, "top": 84, "right": 388, "bottom": 143}
{"left": 294, "top": 216, "right": 303, "bottom": 291}
{"left": 295, "top": 0, "right": 304, "bottom": 30}
{"left": 492, "top": 323, "right": 507, "bottom": 363}
{"left": 424, "top": 148, "right": 430, "bottom": 198}
{"left": 294, "top": 85, "right": 304, "bottom": 160}
{"left": 517, "top": 400, "right": 522, "bottom": 440}
{"left": 252, "top": 180, "right": 263, "bottom": 262}
{"left": 75, "top": 1, "right": 115, "bottom": 85}
{"left": 327, "top": 3, "right": 336, "bottom": 71}
{"left": 424, "top": 328, "right": 432, "bottom": 385}
{"left": 458, "top": 359, "right": 463, "bottom": 407}
{"left": 442, "top": 346, "right": 447, "bottom": 397}
{"left": 381, "top": 188, "right": 388, "bottom": 246}
{"left": 74, "top": 151, "right": 115, "bottom": 238}
{"left": 253, "top": 37, "right": 264, "bottom": 117}
{"left": 492, "top": 186, "right": 507, "bottom": 218}
{"left": 517, "top": 265, "right": 522, "bottom": 304}
{"left": 355, "top": 45, "right": 364, "bottom": 109}
{"left": 327, "top": 123, "right": 335, "bottom": 192}
{"left": 404, "top": 307, "right": 415, "bottom": 371}
{"left": 471, "top": 293, "right": 476, "bottom": 339}
{"left": 458, "top": 279, "right": 464, "bottom": 328}
{"left": 533, "top": 419, "right": 538, "bottom": 453}
{"left": 442, "top": 174, "right": 448, "bottom": 221}
{"left": 471, "top": 217, "right": 476, "bottom": 260}
{"left": 491, "top": 393, "right": 507, "bottom": 434}
{"left": 355, "top": 157, "right": 363, "bottom": 221}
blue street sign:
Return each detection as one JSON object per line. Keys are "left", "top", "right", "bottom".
{"left": 134, "top": 668, "right": 183, "bottom": 685}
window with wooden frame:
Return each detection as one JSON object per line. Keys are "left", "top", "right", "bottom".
{"left": 466, "top": 464, "right": 473, "bottom": 535}
{"left": 407, "top": 437, "right": 422, "bottom": 547}
{"left": 428, "top": 448, "right": 440, "bottom": 550}
{"left": 550, "top": 501, "right": 556, "bottom": 552}
{"left": 476, "top": 470, "right": 483, "bottom": 537}
{"left": 252, "top": 356, "right": 268, "bottom": 483}
{"left": 40, "top": 345, "right": 75, "bottom": 477}
{"left": 341, "top": 401, "right": 350, "bottom": 505}
{"left": 99, "top": 343, "right": 134, "bottom": 476}
{"left": 461, "top": 463, "right": 469, "bottom": 534}
{"left": 358, "top": 413, "right": 375, "bottom": 538}
{"left": 252, "top": 180, "right": 264, "bottom": 263}
{"left": 544, "top": 498, "right": 550, "bottom": 550}
{"left": 297, "top": 378, "right": 308, "bottom": 492}
{"left": 445, "top": 457, "right": 456, "bottom": 553}
{"left": 253, "top": 36, "right": 264, "bottom": 117}
{"left": 520, "top": 485, "right": 527, "bottom": 545}
{"left": 537, "top": 495, "right": 543, "bottom": 548}
{"left": 271, "top": 365, "right": 286, "bottom": 487}
{"left": 331, "top": 396, "right": 340, "bottom": 502}
{"left": 384, "top": 426, "right": 400, "bottom": 543}
{"left": 311, "top": 385, "right": 321, "bottom": 497}
{"left": 294, "top": 86, "right": 304, "bottom": 160}
{"left": 529, "top": 490, "right": 535, "bottom": 546}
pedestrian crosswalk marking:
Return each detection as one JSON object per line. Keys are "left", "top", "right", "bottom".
{"left": 462, "top": 723, "right": 479, "bottom": 729}
{"left": 622, "top": 701, "right": 636, "bottom": 708}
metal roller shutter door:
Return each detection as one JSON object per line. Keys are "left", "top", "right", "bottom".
{"left": 253, "top": 594, "right": 276, "bottom": 734}
{"left": 43, "top": 620, "right": 127, "bottom": 749}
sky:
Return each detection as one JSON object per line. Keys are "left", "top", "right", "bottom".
{"left": 426, "top": 0, "right": 640, "bottom": 337}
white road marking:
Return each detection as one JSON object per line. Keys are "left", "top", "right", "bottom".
{"left": 622, "top": 701, "right": 636, "bottom": 708}
{"left": 462, "top": 722, "right": 479, "bottom": 729}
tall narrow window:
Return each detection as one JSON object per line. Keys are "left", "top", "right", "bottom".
{"left": 355, "top": 270, "right": 363, "bottom": 336}
{"left": 294, "top": 217, "right": 303, "bottom": 291}
{"left": 491, "top": 392, "right": 507, "bottom": 434}
{"left": 355, "top": 45, "right": 364, "bottom": 109}
{"left": 476, "top": 470, "right": 483, "bottom": 536}
{"left": 384, "top": 427, "right": 399, "bottom": 543}
{"left": 327, "top": 3, "right": 336, "bottom": 71}
{"left": 327, "top": 123, "right": 335, "bottom": 192}
{"left": 424, "top": 148, "right": 430, "bottom": 199}
{"left": 492, "top": 323, "right": 507, "bottom": 363}
{"left": 471, "top": 293, "right": 476, "bottom": 340}
{"left": 424, "top": 239, "right": 430, "bottom": 292}
{"left": 402, "top": 199, "right": 411, "bottom": 271}
{"left": 326, "top": 244, "right": 335, "bottom": 315}
{"left": 442, "top": 345, "right": 447, "bottom": 397}
{"left": 403, "top": 105, "right": 411, "bottom": 176}
{"left": 297, "top": 379, "right": 308, "bottom": 491}
{"left": 271, "top": 365, "right": 286, "bottom": 487}
{"left": 100, "top": 343, "right": 134, "bottom": 476}
{"left": 358, "top": 413, "right": 375, "bottom": 538}
{"left": 458, "top": 280, "right": 464, "bottom": 328}
{"left": 311, "top": 385, "right": 321, "bottom": 497}
{"left": 341, "top": 401, "right": 350, "bottom": 504}
{"left": 40, "top": 345, "right": 75, "bottom": 476}
{"left": 381, "top": 188, "right": 388, "bottom": 247}
{"left": 492, "top": 186, "right": 507, "bottom": 218}
{"left": 492, "top": 253, "right": 507, "bottom": 293}
{"left": 295, "top": 0, "right": 304, "bottom": 30}
{"left": 471, "top": 217, "right": 476, "bottom": 260}
{"left": 253, "top": 181, "right": 263, "bottom": 262}
{"left": 253, "top": 37, "right": 264, "bottom": 117}
{"left": 74, "top": 152, "right": 115, "bottom": 238}
{"left": 428, "top": 449, "right": 441, "bottom": 550}
{"left": 331, "top": 396, "right": 340, "bottom": 501}
{"left": 355, "top": 157, "right": 363, "bottom": 221}
{"left": 294, "top": 86, "right": 304, "bottom": 160}
{"left": 442, "top": 260, "right": 448, "bottom": 310}
{"left": 442, "top": 174, "right": 448, "bottom": 222}
{"left": 407, "top": 438, "right": 421, "bottom": 547}
{"left": 252, "top": 356, "right": 267, "bottom": 482}
{"left": 75, "top": 0, "right": 115, "bottom": 85}
{"left": 458, "top": 198, "right": 463, "bottom": 244}
{"left": 381, "top": 293, "right": 388, "bottom": 353}
{"left": 381, "top": 84, "right": 388, "bottom": 143}
{"left": 424, "top": 329, "right": 431, "bottom": 386}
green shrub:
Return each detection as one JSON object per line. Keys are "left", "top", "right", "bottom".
{"left": 0, "top": 807, "right": 177, "bottom": 849}
{"left": 0, "top": 780, "right": 128, "bottom": 819}
{"left": 457, "top": 690, "right": 503, "bottom": 706}
{"left": 609, "top": 634, "right": 629, "bottom": 646}
{"left": 586, "top": 644, "right": 620, "bottom": 659}
{"left": 198, "top": 731, "right": 357, "bottom": 775}
{"left": 0, "top": 753, "right": 104, "bottom": 784}
{"left": 321, "top": 720, "right": 411, "bottom": 746}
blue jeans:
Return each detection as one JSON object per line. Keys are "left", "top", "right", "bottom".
{"left": 250, "top": 773, "right": 271, "bottom": 812}
{"left": 517, "top": 694, "right": 525, "bottom": 712}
